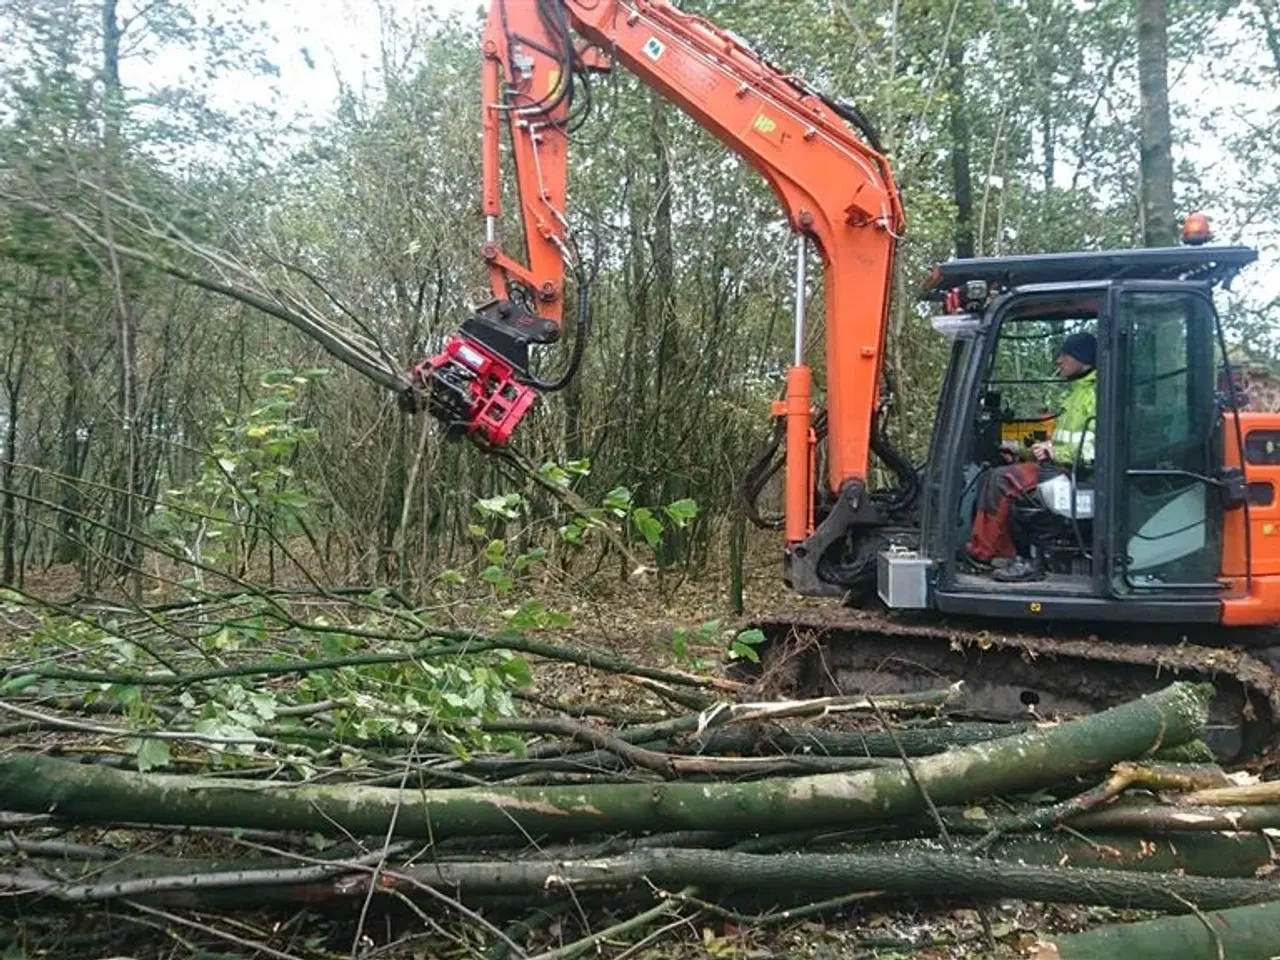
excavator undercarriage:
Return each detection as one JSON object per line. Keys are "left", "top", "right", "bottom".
{"left": 738, "top": 604, "right": 1280, "bottom": 764}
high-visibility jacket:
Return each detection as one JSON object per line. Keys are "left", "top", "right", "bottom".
{"left": 1052, "top": 370, "right": 1096, "bottom": 464}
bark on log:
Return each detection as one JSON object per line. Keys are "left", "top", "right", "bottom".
{"left": 680, "top": 722, "right": 1025, "bottom": 758}
{"left": 695, "top": 687, "right": 963, "bottom": 728}
{"left": 1033, "top": 900, "right": 1280, "bottom": 959}
{"left": 9, "top": 847, "right": 1278, "bottom": 913}
{"left": 1068, "top": 803, "right": 1280, "bottom": 832}
{"left": 0, "top": 682, "right": 1212, "bottom": 841}
{"left": 971, "top": 760, "right": 1230, "bottom": 852}
{"left": 860, "top": 831, "right": 1275, "bottom": 878}
{"left": 1180, "top": 780, "right": 1280, "bottom": 807}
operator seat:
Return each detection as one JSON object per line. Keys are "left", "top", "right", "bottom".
{"left": 1009, "top": 470, "right": 1094, "bottom": 574}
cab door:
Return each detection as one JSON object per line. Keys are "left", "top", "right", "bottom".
{"left": 1103, "top": 284, "right": 1226, "bottom": 598}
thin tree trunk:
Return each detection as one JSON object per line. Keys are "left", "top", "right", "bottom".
{"left": 1, "top": 331, "right": 27, "bottom": 585}
{"left": 54, "top": 338, "right": 87, "bottom": 569}
{"left": 1137, "top": 0, "right": 1177, "bottom": 246}
{"left": 10, "top": 846, "right": 1278, "bottom": 914}
{"left": 648, "top": 94, "right": 688, "bottom": 570}
{"left": 1067, "top": 802, "right": 1280, "bottom": 832}
{"left": 0, "top": 682, "right": 1210, "bottom": 840}
{"left": 728, "top": 507, "right": 745, "bottom": 614}
{"left": 948, "top": 36, "right": 974, "bottom": 258}
{"left": 0, "top": 276, "right": 35, "bottom": 584}
{"left": 100, "top": 0, "right": 142, "bottom": 584}
{"left": 863, "top": 831, "right": 1275, "bottom": 878}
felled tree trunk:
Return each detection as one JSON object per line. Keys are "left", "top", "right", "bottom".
{"left": 679, "top": 721, "right": 1024, "bottom": 758}
{"left": 0, "top": 682, "right": 1212, "bottom": 841}
{"left": 9, "top": 847, "right": 1278, "bottom": 914}
{"left": 1033, "top": 901, "right": 1280, "bottom": 959}
{"left": 1069, "top": 803, "right": 1280, "bottom": 832}
{"left": 859, "top": 831, "right": 1275, "bottom": 878}
{"left": 15, "top": 828, "right": 1266, "bottom": 908}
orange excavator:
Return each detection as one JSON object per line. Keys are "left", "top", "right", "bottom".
{"left": 401, "top": 0, "right": 1280, "bottom": 758}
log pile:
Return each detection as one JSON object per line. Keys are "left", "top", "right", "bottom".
{"left": 3, "top": 621, "right": 1280, "bottom": 959}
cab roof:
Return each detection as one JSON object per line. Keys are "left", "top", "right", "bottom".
{"left": 920, "top": 244, "right": 1257, "bottom": 301}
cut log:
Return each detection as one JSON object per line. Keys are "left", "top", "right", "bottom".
{"left": 694, "top": 686, "right": 963, "bottom": 728}
{"left": 860, "top": 831, "right": 1275, "bottom": 878}
{"left": 8, "top": 847, "right": 1278, "bottom": 913}
{"left": 679, "top": 722, "right": 1025, "bottom": 758}
{"left": 970, "top": 760, "right": 1230, "bottom": 852}
{"left": 1068, "top": 803, "right": 1280, "bottom": 832}
{"left": 1180, "top": 780, "right": 1280, "bottom": 807}
{"left": 1032, "top": 900, "right": 1280, "bottom": 959}
{"left": 0, "top": 682, "right": 1213, "bottom": 841}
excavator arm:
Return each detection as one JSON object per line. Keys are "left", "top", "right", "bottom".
{"left": 409, "top": 0, "right": 905, "bottom": 575}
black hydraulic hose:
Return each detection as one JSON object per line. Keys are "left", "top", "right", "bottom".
{"left": 501, "top": 0, "right": 577, "bottom": 118}
{"left": 739, "top": 408, "right": 786, "bottom": 531}
{"left": 738, "top": 400, "right": 926, "bottom": 530}
{"left": 870, "top": 409, "right": 920, "bottom": 513}
{"left": 816, "top": 93, "right": 884, "bottom": 153}
{"left": 527, "top": 267, "right": 591, "bottom": 393}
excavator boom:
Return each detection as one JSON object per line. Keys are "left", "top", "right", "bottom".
{"left": 414, "top": 0, "right": 903, "bottom": 557}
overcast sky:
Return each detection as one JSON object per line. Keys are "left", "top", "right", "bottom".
{"left": 258, "top": 0, "right": 481, "bottom": 121}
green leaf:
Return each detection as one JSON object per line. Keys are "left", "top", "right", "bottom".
{"left": 537, "top": 461, "right": 571, "bottom": 489}
{"left": 696, "top": 619, "right": 723, "bottom": 643}
{"left": 474, "top": 493, "right": 524, "bottom": 520}
{"left": 632, "top": 508, "right": 663, "bottom": 548}
{"left": 725, "top": 627, "right": 763, "bottom": 664}
{"left": 0, "top": 674, "right": 39, "bottom": 696}
{"left": 663, "top": 498, "right": 699, "bottom": 526}
{"left": 438, "top": 568, "right": 466, "bottom": 585}
{"left": 131, "top": 738, "right": 172, "bottom": 773}
{"left": 602, "top": 486, "right": 633, "bottom": 515}
{"left": 507, "top": 600, "right": 548, "bottom": 630}
{"left": 513, "top": 547, "right": 548, "bottom": 571}
{"left": 248, "top": 691, "right": 278, "bottom": 721}
{"left": 484, "top": 539, "right": 507, "bottom": 564}
{"left": 275, "top": 490, "right": 309, "bottom": 509}
{"left": 109, "top": 684, "right": 141, "bottom": 705}
{"left": 671, "top": 628, "right": 689, "bottom": 660}
{"left": 481, "top": 565, "right": 513, "bottom": 591}
{"left": 499, "top": 656, "right": 533, "bottom": 688}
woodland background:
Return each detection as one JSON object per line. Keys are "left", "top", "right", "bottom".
{"left": 1, "top": 0, "right": 1278, "bottom": 602}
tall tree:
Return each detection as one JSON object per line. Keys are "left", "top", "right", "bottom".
{"left": 1137, "top": 0, "right": 1177, "bottom": 246}
{"left": 947, "top": 35, "right": 975, "bottom": 259}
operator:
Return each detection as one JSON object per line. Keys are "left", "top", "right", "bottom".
{"left": 963, "top": 331, "right": 1097, "bottom": 583}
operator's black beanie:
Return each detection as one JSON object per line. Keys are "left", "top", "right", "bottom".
{"left": 1058, "top": 331, "right": 1097, "bottom": 368}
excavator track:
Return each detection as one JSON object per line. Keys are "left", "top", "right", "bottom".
{"left": 738, "top": 603, "right": 1280, "bottom": 765}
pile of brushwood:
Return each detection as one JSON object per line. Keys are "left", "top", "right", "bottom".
{"left": 3, "top": 596, "right": 1280, "bottom": 958}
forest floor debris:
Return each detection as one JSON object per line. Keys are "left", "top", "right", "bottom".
{"left": 2, "top": 570, "right": 1279, "bottom": 959}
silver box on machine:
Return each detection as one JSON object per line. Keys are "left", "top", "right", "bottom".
{"left": 877, "top": 551, "right": 932, "bottom": 609}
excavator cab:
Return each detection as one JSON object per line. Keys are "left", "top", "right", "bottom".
{"left": 889, "top": 243, "right": 1280, "bottom": 625}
